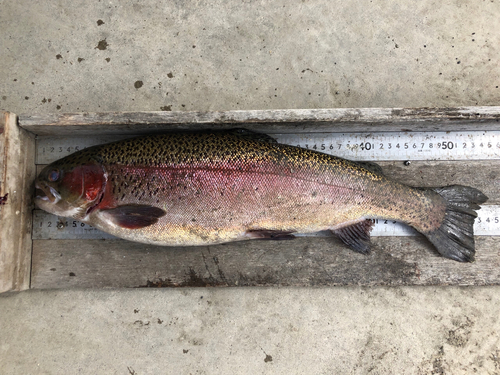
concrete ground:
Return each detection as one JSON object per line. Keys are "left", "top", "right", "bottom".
{"left": 1, "top": 1, "right": 499, "bottom": 373}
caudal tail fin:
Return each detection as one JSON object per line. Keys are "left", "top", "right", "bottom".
{"left": 423, "top": 185, "right": 488, "bottom": 262}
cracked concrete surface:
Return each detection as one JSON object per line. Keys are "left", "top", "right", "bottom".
{"left": 1, "top": 1, "right": 499, "bottom": 374}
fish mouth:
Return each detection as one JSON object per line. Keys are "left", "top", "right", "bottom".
{"left": 35, "top": 182, "right": 61, "bottom": 203}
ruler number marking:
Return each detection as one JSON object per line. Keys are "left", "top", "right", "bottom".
{"left": 275, "top": 131, "right": 500, "bottom": 161}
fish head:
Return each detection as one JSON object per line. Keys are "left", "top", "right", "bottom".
{"left": 35, "top": 158, "right": 106, "bottom": 219}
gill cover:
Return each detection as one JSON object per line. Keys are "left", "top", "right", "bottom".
{"left": 60, "top": 164, "right": 106, "bottom": 203}
{"left": 35, "top": 162, "right": 106, "bottom": 218}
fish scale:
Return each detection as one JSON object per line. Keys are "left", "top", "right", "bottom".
{"left": 34, "top": 130, "right": 488, "bottom": 262}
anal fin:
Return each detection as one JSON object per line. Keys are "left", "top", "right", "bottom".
{"left": 331, "top": 220, "right": 374, "bottom": 254}
{"left": 246, "top": 229, "right": 296, "bottom": 240}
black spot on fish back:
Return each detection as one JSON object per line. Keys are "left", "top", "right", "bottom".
{"left": 87, "top": 133, "right": 278, "bottom": 166}
{"left": 53, "top": 132, "right": 385, "bottom": 187}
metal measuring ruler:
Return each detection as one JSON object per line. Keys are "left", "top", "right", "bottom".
{"left": 34, "top": 130, "right": 500, "bottom": 240}
{"left": 274, "top": 131, "right": 500, "bottom": 161}
{"left": 36, "top": 131, "right": 500, "bottom": 164}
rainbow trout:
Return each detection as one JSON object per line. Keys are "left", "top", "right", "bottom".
{"left": 35, "top": 130, "right": 487, "bottom": 262}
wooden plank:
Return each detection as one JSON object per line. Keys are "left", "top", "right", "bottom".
{"left": 0, "top": 112, "right": 36, "bottom": 292}
{"left": 31, "top": 236, "right": 500, "bottom": 289}
{"left": 35, "top": 160, "right": 500, "bottom": 204}
{"left": 19, "top": 106, "right": 500, "bottom": 136}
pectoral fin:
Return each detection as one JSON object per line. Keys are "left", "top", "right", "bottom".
{"left": 331, "top": 220, "right": 374, "bottom": 254}
{"left": 101, "top": 205, "right": 166, "bottom": 229}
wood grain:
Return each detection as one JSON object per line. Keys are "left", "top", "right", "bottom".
{"left": 31, "top": 236, "right": 500, "bottom": 289}
{"left": 19, "top": 106, "right": 500, "bottom": 136}
{"left": 0, "top": 112, "right": 36, "bottom": 292}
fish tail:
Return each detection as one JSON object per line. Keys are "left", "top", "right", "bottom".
{"left": 421, "top": 185, "right": 488, "bottom": 262}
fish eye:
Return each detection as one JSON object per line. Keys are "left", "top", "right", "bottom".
{"left": 48, "top": 169, "right": 60, "bottom": 182}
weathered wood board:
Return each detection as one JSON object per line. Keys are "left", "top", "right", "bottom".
{"left": 30, "top": 237, "right": 500, "bottom": 289}
{"left": 0, "top": 112, "right": 36, "bottom": 292}
{"left": 1, "top": 107, "right": 500, "bottom": 291}
{"left": 19, "top": 107, "right": 500, "bottom": 136}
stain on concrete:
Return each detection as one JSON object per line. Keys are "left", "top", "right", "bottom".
{"left": 431, "top": 346, "right": 445, "bottom": 375}
{"left": 134, "top": 80, "right": 143, "bottom": 89}
{"left": 491, "top": 350, "right": 500, "bottom": 370}
{"left": 416, "top": 345, "right": 446, "bottom": 375}
{"left": 260, "top": 347, "right": 273, "bottom": 363}
{"left": 95, "top": 39, "right": 108, "bottom": 50}
{"left": 446, "top": 317, "right": 473, "bottom": 347}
